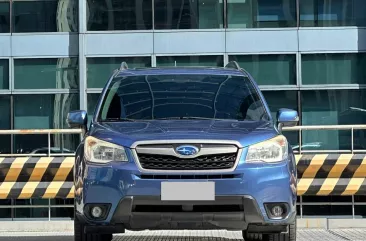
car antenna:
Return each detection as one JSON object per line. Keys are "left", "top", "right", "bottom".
{"left": 119, "top": 61, "right": 128, "bottom": 70}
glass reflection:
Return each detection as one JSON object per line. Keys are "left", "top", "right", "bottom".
{"left": 87, "top": 0, "right": 153, "bottom": 31}
{"left": 156, "top": 55, "right": 224, "bottom": 67}
{"left": 301, "top": 90, "right": 366, "bottom": 150}
{"left": 300, "top": 0, "right": 366, "bottom": 27}
{"left": 13, "top": 0, "right": 78, "bottom": 33}
{"left": 229, "top": 55, "right": 296, "bottom": 85}
{"left": 14, "top": 58, "right": 79, "bottom": 90}
{"left": 87, "top": 57, "right": 151, "bottom": 88}
{"left": 13, "top": 94, "right": 79, "bottom": 154}
{"left": 0, "top": 59, "right": 9, "bottom": 89}
{"left": 227, "top": 0, "right": 297, "bottom": 28}
{"left": 154, "top": 0, "right": 223, "bottom": 29}
{"left": 302, "top": 53, "right": 366, "bottom": 85}
{"left": 0, "top": 1, "right": 10, "bottom": 33}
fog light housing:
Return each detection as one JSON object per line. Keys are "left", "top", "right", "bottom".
{"left": 264, "top": 203, "right": 289, "bottom": 220}
{"left": 271, "top": 205, "right": 284, "bottom": 217}
{"left": 91, "top": 206, "right": 103, "bottom": 218}
{"left": 84, "top": 204, "right": 110, "bottom": 221}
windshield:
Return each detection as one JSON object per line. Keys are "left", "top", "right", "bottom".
{"left": 97, "top": 74, "right": 270, "bottom": 122}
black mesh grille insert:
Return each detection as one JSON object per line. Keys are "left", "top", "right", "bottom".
{"left": 137, "top": 153, "right": 237, "bottom": 170}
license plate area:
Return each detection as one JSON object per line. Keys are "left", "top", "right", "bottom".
{"left": 161, "top": 182, "right": 215, "bottom": 201}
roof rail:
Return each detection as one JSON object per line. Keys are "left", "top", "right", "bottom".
{"left": 225, "top": 61, "right": 241, "bottom": 70}
{"left": 119, "top": 62, "right": 128, "bottom": 70}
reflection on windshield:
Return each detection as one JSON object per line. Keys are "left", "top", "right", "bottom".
{"left": 99, "top": 74, "right": 270, "bottom": 122}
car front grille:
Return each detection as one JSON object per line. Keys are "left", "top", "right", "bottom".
{"left": 138, "top": 153, "right": 237, "bottom": 170}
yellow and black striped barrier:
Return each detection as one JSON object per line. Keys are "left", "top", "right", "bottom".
{"left": 296, "top": 154, "right": 366, "bottom": 196}
{"left": 1, "top": 154, "right": 366, "bottom": 199}
{"left": 0, "top": 157, "right": 74, "bottom": 199}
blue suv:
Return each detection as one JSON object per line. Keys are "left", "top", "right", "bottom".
{"left": 68, "top": 61, "right": 299, "bottom": 241}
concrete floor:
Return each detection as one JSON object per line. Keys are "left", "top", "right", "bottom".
{"left": 0, "top": 229, "right": 366, "bottom": 241}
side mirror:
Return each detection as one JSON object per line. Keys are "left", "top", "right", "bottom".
{"left": 67, "top": 110, "right": 88, "bottom": 130}
{"left": 276, "top": 108, "right": 299, "bottom": 132}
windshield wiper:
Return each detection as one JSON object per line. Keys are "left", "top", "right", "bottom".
{"left": 102, "top": 118, "right": 136, "bottom": 122}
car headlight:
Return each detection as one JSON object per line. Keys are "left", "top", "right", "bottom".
{"left": 84, "top": 136, "right": 128, "bottom": 163}
{"left": 246, "top": 135, "right": 288, "bottom": 163}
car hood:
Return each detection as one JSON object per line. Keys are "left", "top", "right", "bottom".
{"left": 89, "top": 120, "right": 278, "bottom": 148}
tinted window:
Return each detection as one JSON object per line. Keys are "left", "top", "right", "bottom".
{"left": 14, "top": 58, "right": 79, "bottom": 89}
{"left": 99, "top": 74, "right": 269, "bottom": 121}
{"left": 154, "top": 0, "right": 223, "bottom": 29}
{"left": 300, "top": 0, "right": 366, "bottom": 27}
{"left": 0, "top": 1, "right": 10, "bottom": 33}
{"left": 302, "top": 53, "right": 366, "bottom": 85}
{"left": 0, "top": 59, "right": 9, "bottom": 89}
{"left": 227, "top": 0, "right": 297, "bottom": 28}
{"left": 12, "top": 0, "right": 78, "bottom": 33}
{"left": 301, "top": 90, "right": 366, "bottom": 151}
{"left": 87, "top": 57, "right": 151, "bottom": 88}
{"left": 13, "top": 94, "right": 79, "bottom": 154}
{"left": 0, "top": 96, "right": 10, "bottom": 154}
{"left": 229, "top": 55, "right": 296, "bottom": 85}
{"left": 156, "top": 55, "right": 224, "bottom": 67}
{"left": 87, "top": 0, "right": 152, "bottom": 31}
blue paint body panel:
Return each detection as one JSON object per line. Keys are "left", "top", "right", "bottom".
{"left": 73, "top": 66, "right": 298, "bottom": 233}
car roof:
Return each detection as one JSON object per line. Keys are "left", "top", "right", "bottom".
{"left": 114, "top": 66, "right": 249, "bottom": 78}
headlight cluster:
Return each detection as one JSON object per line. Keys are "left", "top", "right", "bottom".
{"left": 84, "top": 136, "right": 128, "bottom": 163}
{"left": 246, "top": 135, "right": 288, "bottom": 163}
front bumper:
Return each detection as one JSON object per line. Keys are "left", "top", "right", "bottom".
{"left": 77, "top": 195, "right": 295, "bottom": 233}
{"left": 75, "top": 150, "right": 297, "bottom": 232}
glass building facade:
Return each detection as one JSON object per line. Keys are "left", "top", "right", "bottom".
{"left": 1, "top": 0, "right": 366, "bottom": 219}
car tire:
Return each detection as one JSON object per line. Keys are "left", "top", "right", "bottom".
{"left": 74, "top": 212, "right": 113, "bottom": 241}
{"left": 243, "top": 221, "right": 296, "bottom": 241}
{"left": 243, "top": 232, "right": 263, "bottom": 241}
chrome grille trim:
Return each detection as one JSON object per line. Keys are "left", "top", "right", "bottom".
{"left": 131, "top": 140, "right": 243, "bottom": 174}
{"left": 136, "top": 145, "right": 238, "bottom": 159}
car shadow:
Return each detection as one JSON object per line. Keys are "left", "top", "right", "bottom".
{"left": 0, "top": 235, "right": 243, "bottom": 241}
{"left": 111, "top": 235, "right": 243, "bottom": 241}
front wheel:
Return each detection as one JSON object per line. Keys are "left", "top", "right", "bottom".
{"left": 243, "top": 221, "right": 296, "bottom": 241}
{"left": 74, "top": 213, "right": 113, "bottom": 241}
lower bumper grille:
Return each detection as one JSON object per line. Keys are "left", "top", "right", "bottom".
{"left": 137, "top": 153, "right": 237, "bottom": 170}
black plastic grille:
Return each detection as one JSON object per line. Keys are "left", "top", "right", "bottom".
{"left": 137, "top": 153, "right": 237, "bottom": 170}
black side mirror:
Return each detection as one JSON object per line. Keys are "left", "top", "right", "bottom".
{"left": 67, "top": 110, "right": 88, "bottom": 130}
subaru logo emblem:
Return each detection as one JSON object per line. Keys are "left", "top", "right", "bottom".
{"left": 176, "top": 145, "right": 199, "bottom": 156}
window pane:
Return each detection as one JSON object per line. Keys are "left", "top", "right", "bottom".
{"left": 0, "top": 1, "right": 10, "bottom": 33}
{"left": 15, "top": 208, "right": 48, "bottom": 218}
{"left": 154, "top": 0, "right": 223, "bottom": 29}
{"left": 0, "top": 199, "right": 11, "bottom": 219}
{"left": 229, "top": 55, "right": 296, "bottom": 85}
{"left": 300, "top": 0, "right": 366, "bottom": 27}
{"left": 13, "top": 94, "right": 79, "bottom": 154}
{"left": 87, "top": 57, "right": 151, "bottom": 88}
{"left": 302, "top": 53, "right": 366, "bottom": 85}
{"left": 87, "top": 93, "right": 101, "bottom": 126}
{"left": 301, "top": 90, "right": 366, "bottom": 150}
{"left": 0, "top": 96, "right": 10, "bottom": 154}
{"left": 227, "top": 0, "right": 297, "bottom": 28}
{"left": 51, "top": 207, "right": 73, "bottom": 219}
{"left": 87, "top": 0, "right": 152, "bottom": 31}
{"left": 51, "top": 198, "right": 74, "bottom": 205}
{"left": 14, "top": 58, "right": 79, "bottom": 89}
{"left": 261, "top": 91, "right": 298, "bottom": 148}
{"left": 0, "top": 59, "right": 9, "bottom": 89}
{"left": 156, "top": 55, "right": 224, "bottom": 67}
{"left": 12, "top": 0, "right": 78, "bottom": 33}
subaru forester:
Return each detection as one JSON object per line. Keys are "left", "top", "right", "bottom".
{"left": 67, "top": 61, "right": 299, "bottom": 241}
